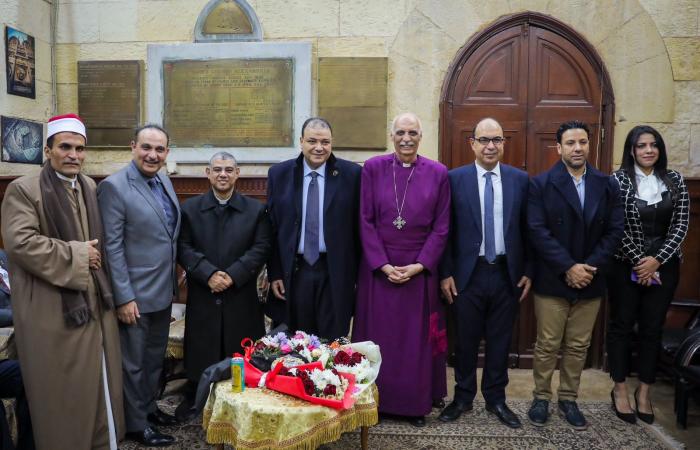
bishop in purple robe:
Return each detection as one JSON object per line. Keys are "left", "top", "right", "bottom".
{"left": 352, "top": 113, "right": 450, "bottom": 426}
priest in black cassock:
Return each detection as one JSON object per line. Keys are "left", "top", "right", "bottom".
{"left": 176, "top": 151, "right": 272, "bottom": 417}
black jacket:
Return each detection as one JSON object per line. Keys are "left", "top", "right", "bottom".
{"left": 177, "top": 190, "right": 272, "bottom": 382}
{"left": 527, "top": 161, "right": 624, "bottom": 301}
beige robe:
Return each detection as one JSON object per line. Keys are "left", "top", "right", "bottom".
{"left": 0, "top": 172, "right": 125, "bottom": 450}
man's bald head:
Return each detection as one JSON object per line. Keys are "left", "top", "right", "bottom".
{"left": 391, "top": 112, "right": 423, "bottom": 136}
{"left": 473, "top": 118, "right": 502, "bottom": 137}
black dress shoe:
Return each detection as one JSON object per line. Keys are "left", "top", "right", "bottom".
{"left": 611, "top": 390, "right": 636, "bottom": 424}
{"left": 126, "top": 426, "right": 176, "bottom": 447}
{"left": 486, "top": 402, "right": 522, "bottom": 428}
{"left": 432, "top": 398, "right": 446, "bottom": 409}
{"left": 438, "top": 400, "right": 473, "bottom": 422}
{"left": 408, "top": 416, "right": 426, "bottom": 427}
{"left": 147, "top": 408, "right": 179, "bottom": 426}
{"left": 634, "top": 387, "right": 654, "bottom": 424}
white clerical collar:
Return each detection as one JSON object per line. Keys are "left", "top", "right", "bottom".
{"left": 303, "top": 159, "right": 326, "bottom": 178}
{"left": 634, "top": 164, "right": 666, "bottom": 205}
{"left": 475, "top": 161, "right": 501, "bottom": 178}
{"left": 213, "top": 191, "right": 233, "bottom": 205}
{"left": 55, "top": 171, "right": 77, "bottom": 189}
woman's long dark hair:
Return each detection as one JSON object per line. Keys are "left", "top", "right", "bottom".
{"left": 619, "top": 125, "right": 678, "bottom": 199}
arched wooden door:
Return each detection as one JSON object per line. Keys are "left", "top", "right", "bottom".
{"left": 440, "top": 13, "right": 614, "bottom": 368}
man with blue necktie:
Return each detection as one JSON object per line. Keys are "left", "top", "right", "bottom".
{"left": 265, "top": 117, "right": 361, "bottom": 340}
{"left": 438, "top": 118, "right": 531, "bottom": 428}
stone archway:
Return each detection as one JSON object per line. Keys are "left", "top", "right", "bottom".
{"left": 385, "top": 0, "right": 674, "bottom": 163}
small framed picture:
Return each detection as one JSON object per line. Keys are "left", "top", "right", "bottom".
{"left": 1, "top": 116, "right": 43, "bottom": 165}
{"left": 5, "top": 26, "right": 36, "bottom": 98}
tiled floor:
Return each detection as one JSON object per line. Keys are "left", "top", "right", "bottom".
{"left": 450, "top": 367, "right": 700, "bottom": 447}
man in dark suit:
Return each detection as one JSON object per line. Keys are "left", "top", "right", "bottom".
{"left": 526, "top": 120, "right": 623, "bottom": 430}
{"left": 176, "top": 151, "right": 271, "bottom": 419}
{"left": 266, "top": 117, "right": 361, "bottom": 339}
{"left": 99, "top": 124, "right": 181, "bottom": 447}
{"left": 438, "top": 118, "right": 530, "bottom": 428}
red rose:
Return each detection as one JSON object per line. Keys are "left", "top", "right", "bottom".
{"left": 278, "top": 366, "right": 290, "bottom": 376}
{"left": 351, "top": 352, "right": 364, "bottom": 365}
{"left": 334, "top": 351, "right": 351, "bottom": 365}
{"left": 323, "top": 385, "right": 337, "bottom": 396}
{"left": 302, "top": 378, "right": 315, "bottom": 395}
{"left": 295, "top": 344, "right": 304, "bottom": 352}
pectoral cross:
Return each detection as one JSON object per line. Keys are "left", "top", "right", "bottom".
{"left": 393, "top": 215, "right": 406, "bottom": 230}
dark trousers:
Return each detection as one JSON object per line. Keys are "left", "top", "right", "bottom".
{"left": 606, "top": 257, "right": 680, "bottom": 384}
{"left": 120, "top": 306, "right": 171, "bottom": 432}
{"left": 453, "top": 260, "right": 518, "bottom": 405}
{"left": 0, "top": 360, "right": 34, "bottom": 450}
{"left": 289, "top": 255, "right": 345, "bottom": 340}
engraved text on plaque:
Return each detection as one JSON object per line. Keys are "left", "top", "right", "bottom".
{"left": 163, "top": 59, "right": 293, "bottom": 147}
{"left": 78, "top": 60, "right": 142, "bottom": 146}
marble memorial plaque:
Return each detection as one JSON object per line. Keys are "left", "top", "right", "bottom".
{"left": 163, "top": 58, "right": 293, "bottom": 147}
{"left": 318, "top": 57, "right": 387, "bottom": 149}
{"left": 78, "top": 60, "right": 142, "bottom": 146}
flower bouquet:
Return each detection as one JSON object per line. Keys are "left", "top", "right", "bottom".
{"left": 265, "top": 361, "right": 356, "bottom": 410}
{"left": 241, "top": 331, "right": 381, "bottom": 399}
{"left": 331, "top": 341, "right": 381, "bottom": 396}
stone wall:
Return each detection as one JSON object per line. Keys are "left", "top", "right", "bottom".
{"left": 0, "top": 0, "right": 52, "bottom": 176}
{"left": 1, "top": 0, "right": 698, "bottom": 176}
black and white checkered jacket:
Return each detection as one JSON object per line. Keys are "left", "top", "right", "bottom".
{"left": 612, "top": 169, "right": 689, "bottom": 264}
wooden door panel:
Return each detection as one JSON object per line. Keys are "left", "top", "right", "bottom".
{"left": 454, "top": 26, "right": 528, "bottom": 106}
{"left": 530, "top": 30, "right": 598, "bottom": 107}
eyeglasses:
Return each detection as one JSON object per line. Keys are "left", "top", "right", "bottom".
{"left": 472, "top": 136, "right": 505, "bottom": 145}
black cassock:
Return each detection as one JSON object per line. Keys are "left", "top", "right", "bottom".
{"left": 178, "top": 190, "right": 272, "bottom": 383}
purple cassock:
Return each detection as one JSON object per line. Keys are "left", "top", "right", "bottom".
{"left": 352, "top": 153, "right": 451, "bottom": 416}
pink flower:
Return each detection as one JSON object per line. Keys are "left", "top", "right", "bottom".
{"left": 281, "top": 344, "right": 292, "bottom": 354}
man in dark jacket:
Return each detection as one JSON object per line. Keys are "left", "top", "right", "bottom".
{"left": 176, "top": 151, "right": 271, "bottom": 417}
{"left": 265, "top": 117, "right": 361, "bottom": 339}
{"left": 526, "top": 120, "right": 623, "bottom": 430}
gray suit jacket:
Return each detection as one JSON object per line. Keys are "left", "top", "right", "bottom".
{"left": 98, "top": 162, "right": 181, "bottom": 313}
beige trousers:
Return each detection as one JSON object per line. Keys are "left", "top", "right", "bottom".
{"left": 532, "top": 294, "right": 601, "bottom": 401}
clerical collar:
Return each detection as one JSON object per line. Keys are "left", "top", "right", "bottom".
{"left": 394, "top": 154, "right": 418, "bottom": 168}
{"left": 55, "top": 171, "right": 77, "bottom": 189}
{"left": 213, "top": 191, "right": 233, "bottom": 205}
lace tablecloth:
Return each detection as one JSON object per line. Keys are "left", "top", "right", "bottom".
{"left": 203, "top": 381, "right": 378, "bottom": 450}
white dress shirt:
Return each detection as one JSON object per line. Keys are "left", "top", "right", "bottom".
{"left": 297, "top": 159, "right": 327, "bottom": 254}
{"left": 476, "top": 162, "right": 505, "bottom": 256}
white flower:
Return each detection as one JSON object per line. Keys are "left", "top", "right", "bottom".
{"left": 299, "top": 347, "right": 313, "bottom": 362}
{"left": 311, "top": 348, "right": 322, "bottom": 358}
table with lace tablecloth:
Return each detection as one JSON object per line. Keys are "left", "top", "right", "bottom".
{"left": 203, "top": 381, "right": 378, "bottom": 450}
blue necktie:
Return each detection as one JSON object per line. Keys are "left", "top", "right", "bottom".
{"left": 148, "top": 178, "right": 176, "bottom": 235}
{"left": 303, "top": 172, "right": 320, "bottom": 265}
{"left": 484, "top": 172, "right": 496, "bottom": 263}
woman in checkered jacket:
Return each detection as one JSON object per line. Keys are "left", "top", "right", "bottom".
{"left": 607, "top": 125, "right": 689, "bottom": 425}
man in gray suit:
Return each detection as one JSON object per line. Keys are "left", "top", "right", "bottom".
{"left": 98, "top": 124, "right": 181, "bottom": 447}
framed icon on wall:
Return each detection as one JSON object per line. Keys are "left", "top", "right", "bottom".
{"left": 5, "top": 26, "right": 36, "bottom": 99}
